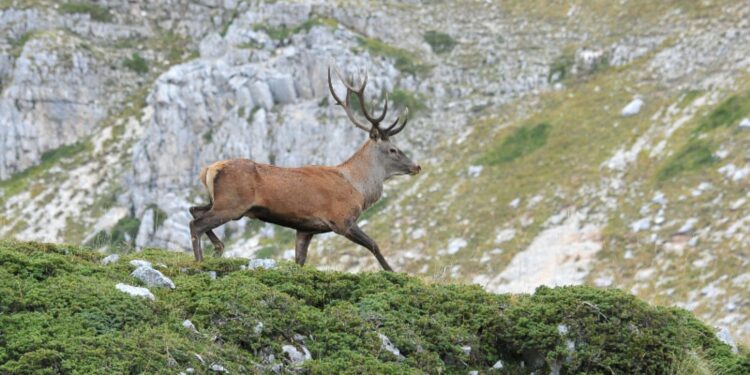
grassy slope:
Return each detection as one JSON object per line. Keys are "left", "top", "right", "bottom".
{"left": 316, "top": 2, "right": 750, "bottom": 343}
{"left": 1, "top": 241, "right": 749, "bottom": 374}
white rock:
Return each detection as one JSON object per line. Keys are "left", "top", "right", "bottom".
{"left": 183, "top": 320, "right": 197, "bottom": 333}
{"left": 446, "top": 238, "right": 468, "bottom": 255}
{"left": 739, "top": 118, "right": 750, "bottom": 129}
{"left": 621, "top": 97, "right": 644, "bottom": 117}
{"left": 495, "top": 228, "right": 516, "bottom": 243}
{"left": 509, "top": 198, "right": 520, "bottom": 208}
{"left": 630, "top": 218, "right": 651, "bottom": 232}
{"left": 677, "top": 218, "right": 699, "bottom": 234}
{"left": 131, "top": 266, "right": 175, "bottom": 289}
{"left": 101, "top": 254, "right": 120, "bottom": 265}
{"left": 730, "top": 198, "right": 746, "bottom": 211}
{"left": 491, "top": 360, "right": 504, "bottom": 369}
{"left": 254, "top": 322, "right": 264, "bottom": 334}
{"left": 209, "top": 363, "right": 227, "bottom": 372}
{"left": 557, "top": 324, "right": 569, "bottom": 335}
{"left": 115, "top": 283, "right": 155, "bottom": 300}
{"left": 378, "top": 333, "right": 404, "bottom": 359}
{"left": 411, "top": 228, "right": 426, "bottom": 240}
{"left": 468, "top": 371, "right": 479, "bottom": 375}
{"left": 282, "top": 344, "right": 311, "bottom": 365}
{"left": 716, "top": 326, "right": 738, "bottom": 353}
{"left": 129, "top": 259, "right": 152, "bottom": 268}
{"left": 461, "top": 345, "right": 471, "bottom": 355}
{"left": 467, "top": 165, "right": 483, "bottom": 177}
{"left": 208, "top": 271, "right": 217, "bottom": 280}
{"left": 248, "top": 259, "right": 277, "bottom": 270}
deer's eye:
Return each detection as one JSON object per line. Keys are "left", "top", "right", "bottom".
{"left": 389, "top": 148, "right": 398, "bottom": 155}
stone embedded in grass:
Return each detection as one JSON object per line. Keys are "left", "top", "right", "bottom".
{"left": 739, "top": 118, "right": 750, "bottom": 129}
{"left": 248, "top": 258, "right": 277, "bottom": 270}
{"left": 115, "top": 283, "right": 155, "bottom": 300}
{"left": 378, "top": 333, "right": 404, "bottom": 360}
{"left": 100, "top": 253, "right": 119, "bottom": 265}
{"left": 467, "top": 165, "right": 483, "bottom": 177}
{"left": 492, "top": 360, "right": 504, "bottom": 369}
{"left": 282, "top": 344, "right": 311, "bottom": 365}
{"left": 209, "top": 363, "right": 227, "bottom": 372}
{"left": 444, "top": 238, "right": 467, "bottom": 255}
{"left": 129, "top": 259, "right": 152, "bottom": 268}
{"left": 131, "top": 265, "right": 175, "bottom": 289}
{"left": 461, "top": 345, "right": 471, "bottom": 355}
{"left": 182, "top": 319, "right": 197, "bottom": 333}
{"left": 716, "top": 326, "right": 738, "bottom": 353}
{"left": 621, "top": 97, "right": 644, "bottom": 116}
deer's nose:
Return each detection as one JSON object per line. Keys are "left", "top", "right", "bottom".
{"left": 410, "top": 165, "right": 421, "bottom": 175}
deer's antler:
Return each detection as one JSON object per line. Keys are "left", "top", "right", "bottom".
{"left": 327, "top": 65, "right": 409, "bottom": 140}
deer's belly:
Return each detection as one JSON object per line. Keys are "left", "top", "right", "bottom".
{"left": 245, "top": 205, "right": 332, "bottom": 233}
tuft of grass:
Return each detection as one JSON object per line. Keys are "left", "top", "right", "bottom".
{"left": 657, "top": 139, "right": 715, "bottom": 182}
{"left": 478, "top": 122, "right": 551, "bottom": 165}
{"left": 357, "top": 36, "right": 432, "bottom": 76}
{"left": 423, "top": 31, "right": 457, "bottom": 54}
{"left": 58, "top": 2, "right": 112, "bottom": 23}
{"left": 548, "top": 51, "right": 575, "bottom": 83}
{"left": 123, "top": 53, "right": 148, "bottom": 74}
{"left": 694, "top": 92, "right": 750, "bottom": 134}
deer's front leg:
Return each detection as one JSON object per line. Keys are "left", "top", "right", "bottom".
{"left": 341, "top": 224, "right": 393, "bottom": 271}
{"left": 295, "top": 231, "right": 314, "bottom": 266}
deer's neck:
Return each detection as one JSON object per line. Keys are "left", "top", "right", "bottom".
{"left": 338, "top": 141, "right": 386, "bottom": 210}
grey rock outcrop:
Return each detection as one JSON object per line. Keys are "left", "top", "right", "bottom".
{"left": 115, "top": 283, "right": 155, "bottom": 300}
{"left": 131, "top": 265, "right": 176, "bottom": 289}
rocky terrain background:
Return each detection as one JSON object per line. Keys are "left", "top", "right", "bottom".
{"left": 1, "top": 0, "right": 749, "bottom": 346}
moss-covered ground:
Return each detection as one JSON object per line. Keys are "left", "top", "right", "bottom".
{"left": 0, "top": 241, "right": 748, "bottom": 374}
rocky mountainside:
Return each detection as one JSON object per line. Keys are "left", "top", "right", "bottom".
{"left": 1, "top": 0, "right": 750, "bottom": 346}
{"left": 2, "top": 241, "right": 749, "bottom": 374}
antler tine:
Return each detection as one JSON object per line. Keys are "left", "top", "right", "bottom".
{"left": 334, "top": 66, "right": 388, "bottom": 126}
{"left": 360, "top": 90, "right": 388, "bottom": 124}
{"left": 328, "top": 66, "right": 371, "bottom": 132}
{"left": 384, "top": 107, "right": 409, "bottom": 137}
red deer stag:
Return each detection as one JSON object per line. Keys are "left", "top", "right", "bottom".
{"left": 188, "top": 65, "right": 421, "bottom": 271}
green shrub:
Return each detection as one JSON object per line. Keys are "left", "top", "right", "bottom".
{"left": 423, "top": 31, "right": 456, "bottom": 54}
{"left": 657, "top": 140, "right": 715, "bottom": 181}
{"left": 479, "top": 122, "right": 551, "bottom": 165}
{"left": 694, "top": 92, "right": 750, "bottom": 134}
{"left": 548, "top": 52, "right": 575, "bottom": 83}
{"left": 0, "top": 241, "right": 747, "bottom": 374}
{"left": 253, "top": 18, "right": 337, "bottom": 41}
{"left": 357, "top": 36, "right": 432, "bottom": 76}
{"left": 123, "top": 53, "right": 148, "bottom": 74}
{"left": 59, "top": 2, "right": 112, "bottom": 23}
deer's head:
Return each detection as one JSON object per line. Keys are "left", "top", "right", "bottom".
{"left": 328, "top": 66, "right": 421, "bottom": 178}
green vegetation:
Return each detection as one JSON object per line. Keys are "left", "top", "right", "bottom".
{"left": 657, "top": 140, "right": 715, "bottom": 182}
{"left": 357, "top": 36, "right": 432, "bottom": 76}
{"left": 0, "top": 141, "right": 91, "bottom": 202}
{"left": 9, "top": 31, "right": 35, "bottom": 58}
{"left": 478, "top": 122, "right": 551, "bottom": 165}
{"left": 123, "top": 53, "right": 148, "bottom": 74}
{"left": 548, "top": 51, "right": 575, "bottom": 83}
{"left": 58, "top": 2, "right": 112, "bottom": 23}
{"left": 694, "top": 92, "right": 750, "bottom": 134}
{"left": 253, "top": 17, "right": 338, "bottom": 41}
{"left": 0, "top": 241, "right": 748, "bottom": 374}
{"left": 390, "top": 89, "right": 426, "bottom": 113}
{"left": 86, "top": 217, "right": 141, "bottom": 251}
{"left": 424, "top": 31, "right": 457, "bottom": 54}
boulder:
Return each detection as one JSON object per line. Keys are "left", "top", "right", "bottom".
{"left": 131, "top": 265, "right": 175, "bottom": 289}
{"left": 115, "top": 283, "right": 155, "bottom": 300}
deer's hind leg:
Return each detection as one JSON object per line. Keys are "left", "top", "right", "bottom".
{"left": 189, "top": 209, "right": 233, "bottom": 262}
{"left": 189, "top": 204, "right": 225, "bottom": 257}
